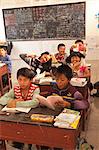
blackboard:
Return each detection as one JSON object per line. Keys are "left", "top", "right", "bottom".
{"left": 2, "top": 2, "right": 85, "bottom": 41}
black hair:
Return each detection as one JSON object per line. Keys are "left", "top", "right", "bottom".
{"left": 0, "top": 46, "right": 7, "bottom": 51}
{"left": 75, "top": 39, "right": 83, "bottom": 44}
{"left": 40, "top": 51, "right": 49, "bottom": 57}
{"left": 56, "top": 64, "right": 73, "bottom": 80}
{"left": 57, "top": 43, "right": 65, "bottom": 50}
{"left": 66, "top": 52, "right": 85, "bottom": 64}
{"left": 17, "top": 67, "right": 35, "bottom": 80}
{"left": 39, "top": 51, "right": 50, "bottom": 60}
{"left": 94, "top": 82, "right": 99, "bottom": 89}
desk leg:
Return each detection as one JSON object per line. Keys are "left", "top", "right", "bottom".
{"left": 0, "top": 140, "right": 6, "bottom": 150}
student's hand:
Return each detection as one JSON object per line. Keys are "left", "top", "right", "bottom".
{"left": 7, "top": 100, "right": 16, "bottom": 108}
{"left": 7, "top": 99, "right": 24, "bottom": 108}
{"left": 55, "top": 101, "right": 71, "bottom": 108}
{"left": 45, "top": 72, "right": 51, "bottom": 77}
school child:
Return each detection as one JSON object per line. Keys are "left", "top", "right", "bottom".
{"left": 20, "top": 51, "right": 53, "bottom": 74}
{"left": 66, "top": 52, "right": 90, "bottom": 79}
{"left": 0, "top": 67, "right": 39, "bottom": 108}
{"left": 0, "top": 45, "right": 12, "bottom": 74}
{"left": 37, "top": 64, "right": 89, "bottom": 110}
{"left": 70, "top": 39, "right": 87, "bottom": 57}
{"left": 0, "top": 67, "right": 40, "bottom": 149}
{"left": 54, "top": 43, "right": 67, "bottom": 63}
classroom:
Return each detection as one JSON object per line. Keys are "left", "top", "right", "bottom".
{"left": 0, "top": 0, "right": 99, "bottom": 150}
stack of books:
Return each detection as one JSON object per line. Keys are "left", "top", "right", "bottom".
{"left": 54, "top": 108, "right": 81, "bottom": 129}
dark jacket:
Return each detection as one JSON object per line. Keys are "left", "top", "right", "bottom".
{"left": 50, "top": 82, "right": 89, "bottom": 110}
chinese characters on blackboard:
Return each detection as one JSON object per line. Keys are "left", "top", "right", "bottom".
{"left": 3, "top": 2, "right": 85, "bottom": 40}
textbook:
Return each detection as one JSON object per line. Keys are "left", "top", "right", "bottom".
{"left": 54, "top": 115, "right": 80, "bottom": 129}
{"left": 1, "top": 105, "right": 31, "bottom": 113}
{"left": 35, "top": 95, "right": 68, "bottom": 110}
{"left": 54, "top": 108, "right": 80, "bottom": 129}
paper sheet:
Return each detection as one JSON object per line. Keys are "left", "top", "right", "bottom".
{"left": 1, "top": 106, "right": 31, "bottom": 113}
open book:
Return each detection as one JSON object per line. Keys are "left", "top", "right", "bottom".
{"left": 1, "top": 105, "right": 31, "bottom": 113}
{"left": 35, "top": 95, "right": 69, "bottom": 110}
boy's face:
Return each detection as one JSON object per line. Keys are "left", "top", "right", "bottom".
{"left": 55, "top": 73, "right": 69, "bottom": 89}
{"left": 17, "top": 75, "right": 31, "bottom": 90}
{"left": 58, "top": 46, "right": 65, "bottom": 55}
{"left": 0, "top": 48, "right": 6, "bottom": 56}
{"left": 40, "top": 54, "right": 51, "bottom": 63}
{"left": 76, "top": 42, "right": 85, "bottom": 51}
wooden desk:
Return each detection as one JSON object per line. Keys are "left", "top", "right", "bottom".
{"left": 0, "top": 107, "right": 80, "bottom": 150}
{"left": 0, "top": 64, "right": 10, "bottom": 96}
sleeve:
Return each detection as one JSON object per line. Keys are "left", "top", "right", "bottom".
{"left": 74, "top": 91, "right": 84, "bottom": 100}
{"left": 2, "top": 55, "right": 12, "bottom": 66}
{"left": 16, "top": 88, "right": 40, "bottom": 108}
{"left": 0, "top": 89, "right": 15, "bottom": 105}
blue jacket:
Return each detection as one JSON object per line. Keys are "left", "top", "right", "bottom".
{"left": 0, "top": 54, "right": 12, "bottom": 73}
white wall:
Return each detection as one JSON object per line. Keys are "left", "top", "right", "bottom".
{"left": 0, "top": 0, "right": 99, "bottom": 60}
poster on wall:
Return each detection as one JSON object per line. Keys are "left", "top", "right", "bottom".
{"left": 87, "top": 36, "right": 99, "bottom": 51}
{"left": 2, "top": 2, "right": 85, "bottom": 41}
{"left": 95, "top": 12, "right": 99, "bottom": 28}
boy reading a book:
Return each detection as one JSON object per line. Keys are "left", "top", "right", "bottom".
{"left": 52, "top": 64, "right": 89, "bottom": 109}
{"left": 0, "top": 67, "right": 39, "bottom": 108}
{"left": 36, "top": 64, "right": 89, "bottom": 110}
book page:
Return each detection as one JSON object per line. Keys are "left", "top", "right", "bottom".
{"left": 35, "top": 95, "right": 55, "bottom": 110}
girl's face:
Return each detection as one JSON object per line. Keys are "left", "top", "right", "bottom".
{"left": 17, "top": 75, "right": 31, "bottom": 90}
{"left": 55, "top": 73, "right": 69, "bottom": 89}
{"left": 71, "top": 56, "right": 81, "bottom": 65}
{"left": 58, "top": 46, "right": 65, "bottom": 55}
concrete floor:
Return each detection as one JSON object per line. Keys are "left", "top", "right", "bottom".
{"left": 85, "top": 96, "right": 99, "bottom": 150}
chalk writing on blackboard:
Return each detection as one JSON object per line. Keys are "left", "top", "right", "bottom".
{"left": 2, "top": 2, "right": 85, "bottom": 40}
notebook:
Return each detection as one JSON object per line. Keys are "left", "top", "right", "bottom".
{"left": 1, "top": 105, "right": 31, "bottom": 113}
